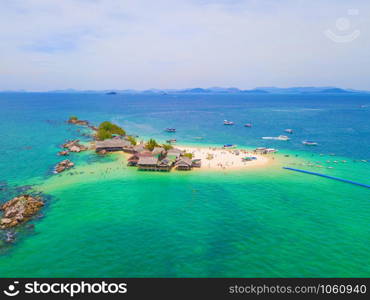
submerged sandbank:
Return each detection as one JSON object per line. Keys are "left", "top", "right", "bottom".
{"left": 34, "top": 141, "right": 312, "bottom": 194}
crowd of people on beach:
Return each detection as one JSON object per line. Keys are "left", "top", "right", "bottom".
{"left": 178, "top": 146, "right": 271, "bottom": 170}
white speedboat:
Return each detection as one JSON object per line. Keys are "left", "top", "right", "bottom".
{"left": 223, "top": 120, "right": 234, "bottom": 125}
{"left": 284, "top": 129, "right": 293, "bottom": 134}
{"left": 276, "top": 135, "right": 290, "bottom": 141}
{"left": 302, "top": 140, "right": 318, "bottom": 146}
{"left": 266, "top": 148, "right": 278, "bottom": 153}
{"left": 262, "top": 135, "right": 290, "bottom": 141}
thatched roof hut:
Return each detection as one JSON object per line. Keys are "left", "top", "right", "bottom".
{"left": 192, "top": 159, "right": 202, "bottom": 168}
{"left": 168, "top": 148, "right": 183, "bottom": 154}
{"left": 138, "top": 156, "right": 158, "bottom": 165}
{"left": 152, "top": 147, "right": 165, "bottom": 156}
{"left": 138, "top": 150, "right": 153, "bottom": 157}
{"left": 137, "top": 156, "right": 158, "bottom": 170}
{"left": 133, "top": 143, "right": 146, "bottom": 153}
{"left": 167, "top": 148, "right": 183, "bottom": 159}
{"left": 127, "top": 154, "right": 140, "bottom": 166}
{"left": 175, "top": 157, "right": 192, "bottom": 170}
{"left": 95, "top": 139, "right": 131, "bottom": 152}
{"left": 157, "top": 158, "right": 172, "bottom": 171}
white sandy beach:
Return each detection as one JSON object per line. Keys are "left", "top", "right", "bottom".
{"left": 178, "top": 146, "right": 272, "bottom": 170}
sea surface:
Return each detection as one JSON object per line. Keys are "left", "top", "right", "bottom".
{"left": 0, "top": 92, "right": 369, "bottom": 277}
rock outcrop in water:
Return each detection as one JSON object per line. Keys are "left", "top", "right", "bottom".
{"left": 0, "top": 195, "right": 44, "bottom": 229}
{"left": 58, "top": 150, "right": 69, "bottom": 156}
{"left": 54, "top": 159, "right": 74, "bottom": 173}
{"left": 62, "top": 139, "right": 87, "bottom": 152}
{"left": 97, "top": 149, "right": 107, "bottom": 155}
{"left": 68, "top": 116, "right": 98, "bottom": 134}
{"left": 68, "top": 117, "right": 89, "bottom": 126}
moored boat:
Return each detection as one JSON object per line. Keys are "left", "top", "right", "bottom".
{"left": 242, "top": 156, "right": 257, "bottom": 161}
{"left": 166, "top": 139, "right": 177, "bottom": 144}
{"left": 165, "top": 128, "right": 176, "bottom": 132}
{"left": 223, "top": 120, "right": 234, "bottom": 125}
{"left": 284, "top": 129, "right": 293, "bottom": 134}
{"left": 254, "top": 147, "right": 278, "bottom": 154}
{"left": 244, "top": 123, "right": 252, "bottom": 127}
{"left": 262, "top": 135, "right": 290, "bottom": 141}
{"left": 223, "top": 144, "right": 237, "bottom": 149}
{"left": 255, "top": 147, "right": 267, "bottom": 153}
{"left": 277, "top": 135, "right": 290, "bottom": 141}
{"left": 302, "top": 140, "right": 318, "bottom": 146}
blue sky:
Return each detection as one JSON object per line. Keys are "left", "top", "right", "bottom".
{"left": 0, "top": 0, "right": 369, "bottom": 91}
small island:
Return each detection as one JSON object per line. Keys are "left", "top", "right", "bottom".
{"left": 90, "top": 120, "right": 270, "bottom": 171}
{"left": 67, "top": 115, "right": 89, "bottom": 126}
{"left": 91, "top": 121, "right": 196, "bottom": 171}
{"left": 62, "top": 116, "right": 273, "bottom": 173}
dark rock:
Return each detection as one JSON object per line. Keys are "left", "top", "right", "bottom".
{"left": 58, "top": 150, "right": 69, "bottom": 156}
{"left": 54, "top": 160, "right": 74, "bottom": 173}
{"left": 68, "top": 119, "right": 89, "bottom": 126}
{"left": 97, "top": 149, "right": 107, "bottom": 155}
{"left": 0, "top": 195, "right": 44, "bottom": 229}
{"left": 62, "top": 139, "right": 87, "bottom": 152}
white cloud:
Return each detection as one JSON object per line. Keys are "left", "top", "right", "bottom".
{"left": 0, "top": 0, "right": 369, "bottom": 91}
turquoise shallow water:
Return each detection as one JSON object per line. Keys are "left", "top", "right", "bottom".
{"left": 0, "top": 93, "right": 369, "bottom": 277}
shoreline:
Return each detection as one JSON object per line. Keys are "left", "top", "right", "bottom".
{"left": 117, "top": 143, "right": 281, "bottom": 173}
{"left": 176, "top": 145, "right": 273, "bottom": 171}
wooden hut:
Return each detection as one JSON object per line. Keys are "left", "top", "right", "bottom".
{"left": 95, "top": 139, "right": 131, "bottom": 152}
{"left": 175, "top": 157, "right": 192, "bottom": 170}
{"left": 191, "top": 159, "right": 202, "bottom": 168}
{"left": 166, "top": 148, "right": 183, "bottom": 161}
{"left": 133, "top": 143, "right": 146, "bottom": 153}
{"left": 162, "top": 155, "right": 176, "bottom": 166}
{"left": 127, "top": 154, "right": 140, "bottom": 166}
{"left": 157, "top": 158, "right": 172, "bottom": 172}
{"left": 137, "top": 156, "right": 158, "bottom": 171}
{"left": 152, "top": 147, "right": 165, "bottom": 158}
{"left": 167, "top": 148, "right": 183, "bottom": 156}
{"left": 138, "top": 150, "right": 153, "bottom": 157}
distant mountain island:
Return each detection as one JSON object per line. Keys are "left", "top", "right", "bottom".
{"left": 252, "top": 87, "right": 359, "bottom": 94}
{"left": 2, "top": 87, "right": 369, "bottom": 94}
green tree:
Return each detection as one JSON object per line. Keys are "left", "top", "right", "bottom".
{"left": 162, "top": 144, "right": 173, "bottom": 151}
{"left": 145, "top": 139, "right": 159, "bottom": 151}
{"left": 96, "top": 128, "right": 112, "bottom": 140}
{"left": 69, "top": 116, "right": 78, "bottom": 121}
{"left": 98, "top": 121, "right": 126, "bottom": 136}
{"left": 183, "top": 153, "right": 193, "bottom": 159}
{"left": 127, "top": 136, "right": 137, "bottom": 145}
